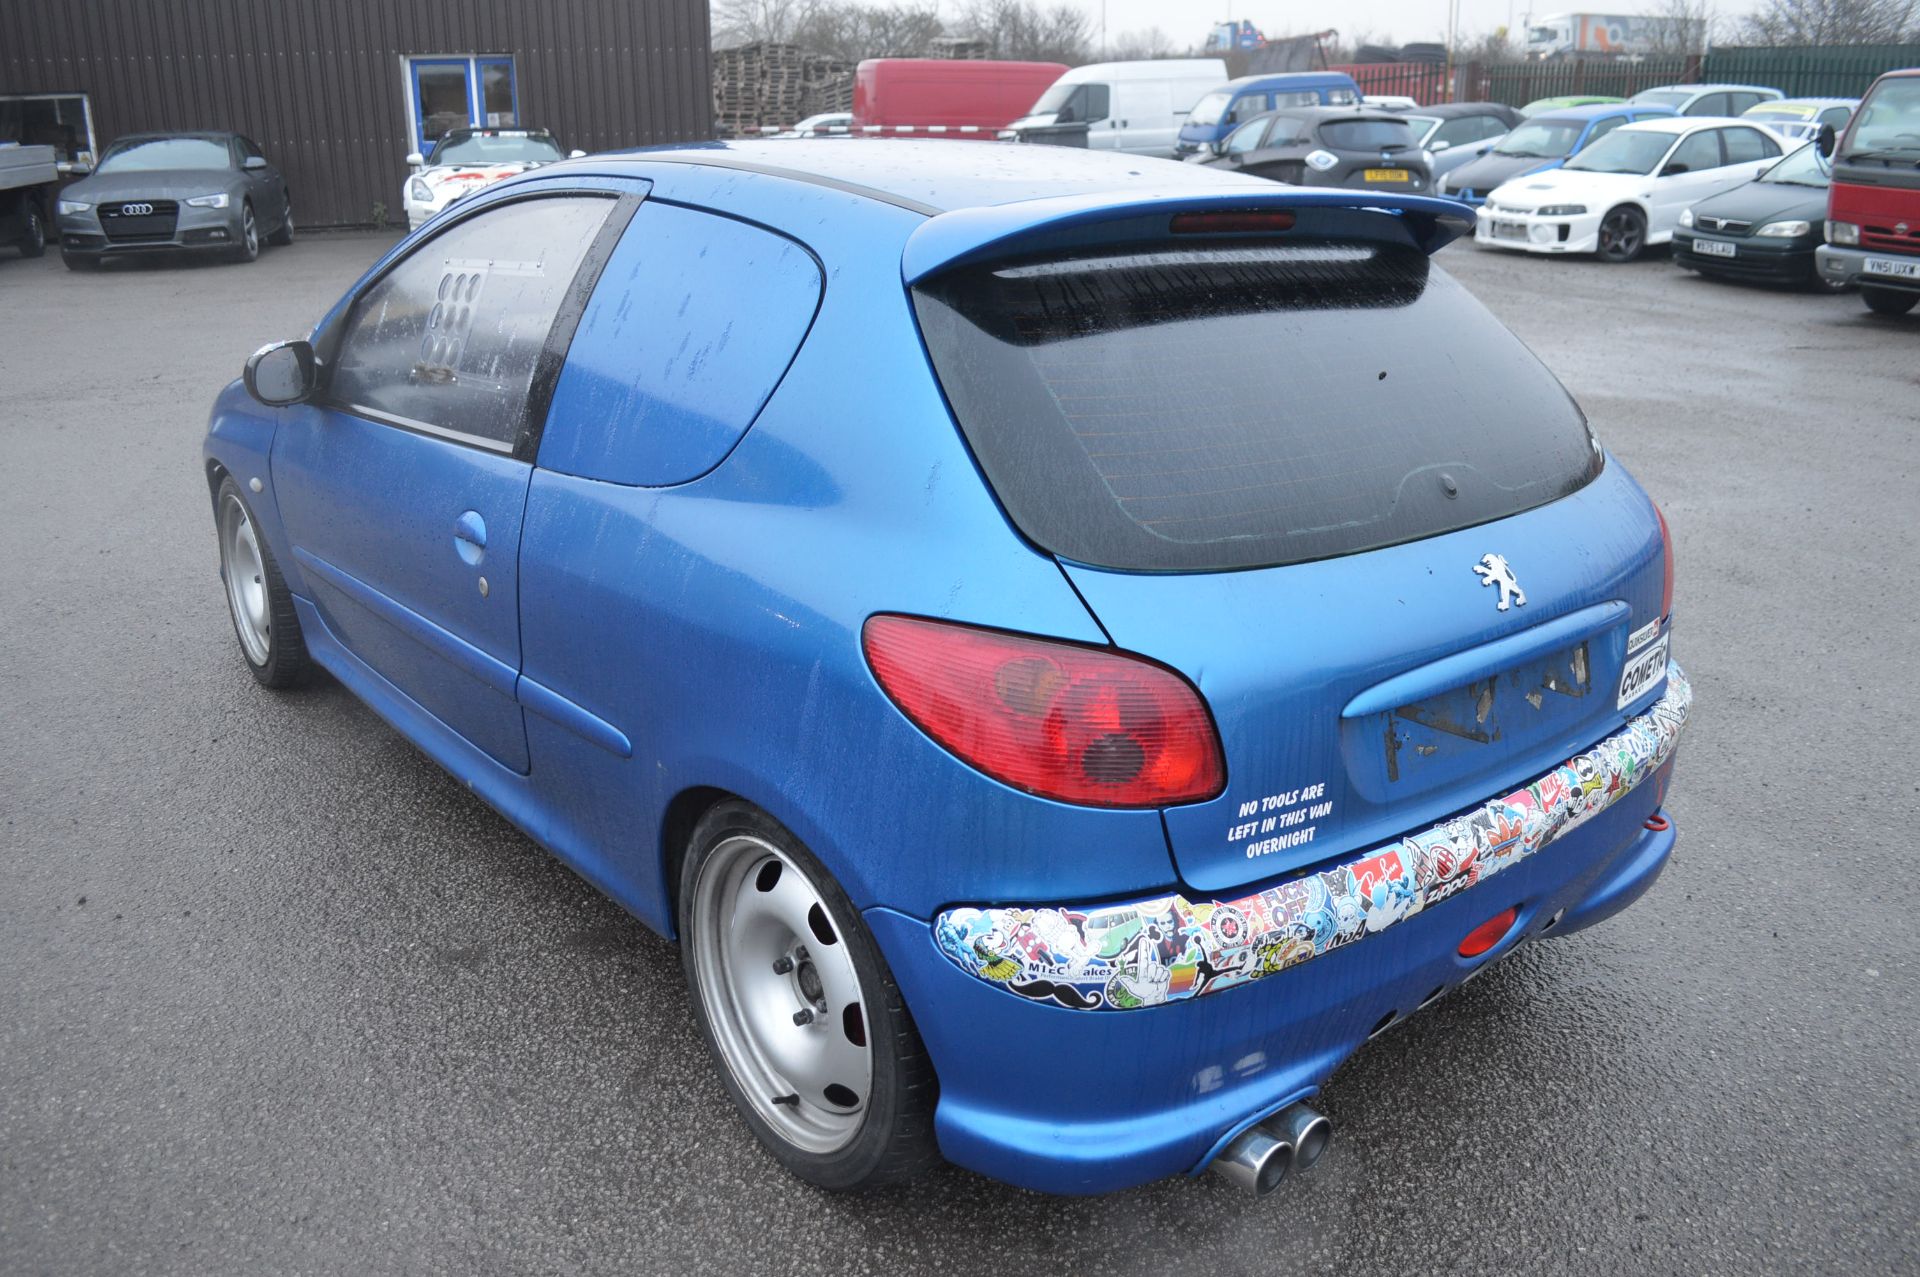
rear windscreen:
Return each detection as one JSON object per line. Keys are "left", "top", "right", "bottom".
{"left": 912, "top": 241, "right": 1600, "bottom": 573}
{"left": 1319, "top": 120, "right": 1417, "bottom": 149}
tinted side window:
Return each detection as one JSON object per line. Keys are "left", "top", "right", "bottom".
{"left": 1666, "top": 132, "right": 1719, "bottom": 172}
{"left": 328, "top": 196, "right": 612, "bottom": 447}
{"left": 1819, "top": 106, "right": 1852, "bottom": 130}
{"left": 1726, "top": 93, "right": 1763, "bottom": 114}
{"left": 1226, "top": 118, "right": 1269, "bottom": 153}
{"left": 536, "top": 202, "right": 824, "bottom": 487}
{"left": 1081, "top": 83, "right": 1111, "bottom": 122}
{"left": 1686, "top": 93, "right": 1728, "bottom": 117}
{"left": 1226, "top": 93, "right": 1271, "bottom": 123}
{"left": 1585, "top": 116, "right": 1625, "bottom": 145}
{"left": 1722, "top": 126, "right": 1777, "bottom": 163}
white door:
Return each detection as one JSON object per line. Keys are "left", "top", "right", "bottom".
{"left": 1647, "top": 131, "right": 1726, "bottom": 237}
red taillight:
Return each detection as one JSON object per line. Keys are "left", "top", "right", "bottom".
{"left": 1654, "top": 503, "right": 1675, "bottom": 620}
{"left": 1458, "top": 907, "right": 1519, "bottom": 959}
{"left": 862, "top": 615, "right": 1226, "bottom": 808}
{"left": 1171, "top": 210, "right": 1296, "bottom": 234}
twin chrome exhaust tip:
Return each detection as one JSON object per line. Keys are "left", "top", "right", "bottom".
{"left": 1209, "top": 1103, "right": 1334, "bottom": 1197}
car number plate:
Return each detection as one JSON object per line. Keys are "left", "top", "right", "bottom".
{"left": 1494, "top": 220, "right": 1528, "bottom": 240}
{"left": 1864, "top": 256, "right": 1920, "bottom": 279}
{"left": 1694, "top": 238, "right": 1736, "bottom": 258}
{"left": 1365, "top": 168, "right": 1410, "bottom": 182}
{"left": 1617, "top": 634, "right": 1669, "bottom": 710}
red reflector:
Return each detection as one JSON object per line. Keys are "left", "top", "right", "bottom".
{"left": 862, "top": 615, "right": 1225, "bottom": 808}
{"left": 1654, "top": 503, "right": 1675, "bottom": 621}
{"left": 1458, "top": 907, "right": 1519, "bottom": 959}
{"left": 1170, "top": 210, "right": 1296, "bottom": 234}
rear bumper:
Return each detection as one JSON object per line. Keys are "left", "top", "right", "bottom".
{"left": 1817, "top": 242, "right": 1920, "bottom": 293}
{"left": 868, "top": 665, "right": 1689, "bottom": 1195}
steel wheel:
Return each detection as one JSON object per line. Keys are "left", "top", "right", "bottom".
{"left": 1596, "top": 206, "right": 1645, "bottom": 263}
{"left": 219, "top": 492, "right": 271, "bottom": 666}
{"left": 688, "top": 834, "right": 874, "bottom": 1155}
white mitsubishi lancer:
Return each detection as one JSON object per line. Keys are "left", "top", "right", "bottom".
{"left": 1476, "top": 117, "right": 1784, "bottom": 262}
{"left": 402, "top": 128, "right": 584, "bottom": 230}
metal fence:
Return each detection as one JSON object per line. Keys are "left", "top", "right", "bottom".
{"left": 1338, "top": 44, "right": 1920, "bottom": 109}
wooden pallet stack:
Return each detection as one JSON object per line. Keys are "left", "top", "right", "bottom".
{"left": 711, "top": 42, "right": 854, "bottom": 137}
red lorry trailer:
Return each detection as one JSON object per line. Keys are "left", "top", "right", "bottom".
{"left": 1816, "top": 67, "right": 1920, "bottom": 316}
{"left": 852, "top": 58, "right": 1069, "bottom": 136}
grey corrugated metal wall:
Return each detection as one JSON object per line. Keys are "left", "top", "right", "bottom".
{"left": 1, "top": 0, "right": 713, "bottom": 226}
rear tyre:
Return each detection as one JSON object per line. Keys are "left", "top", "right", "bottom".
{"left": 679, "top": 800, "right": 939, "bottom": 1190}
{"left": 18, "top": 202, "right": 46, "bottom": 258}
{"left": 1861, "top": 284, "right": 1918, "bottom": 316}
{"left": 1595, "top": 206, "right": 1646, "bottom": 264}
{"left": 268, "top": 194, "right": 294, "bottom": 246}
{"left": 216, "top": 476, "right": 310, "bottom": 688}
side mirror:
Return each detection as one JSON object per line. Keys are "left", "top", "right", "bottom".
{"left": 244, "top": 339, "right": 317, "bottom": 407}
{"left": 1661, "top": 162, "right": 1689, "bottom": 176}
{"left": 568, "top": 149, "right": 586, "bottom": 158}
{"left": 406, "top": 151, "right": 425, "bottom": 168}
{"left": 243, "top": 155, "right": 268, "bottom": 170}
{"left": 1816, "top": 123, "right": 1837, "bottom": 158}
{"left": 1431, "top": 139, "right": 1453, "bottom": 152}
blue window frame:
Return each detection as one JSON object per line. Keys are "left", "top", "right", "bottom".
{"left": 407, "top": 56, "right": 518, "bottom": 154}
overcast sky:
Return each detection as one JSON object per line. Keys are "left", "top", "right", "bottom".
{"left": 934, "top": 0, "right": 1762, "bottom": 50}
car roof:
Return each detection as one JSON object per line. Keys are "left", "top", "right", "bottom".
{"left": 110, "top": 130, "right": 240, "bottom": 143}
{"left": 1218, "top": 72, "right": 1358, "bottom": 91}
{"left": 1537, "top": 102, "right": 1672, "bottom": 121}
{"left": 1059, "top": 59, "right": 1225, "bottom": 80}
{"left": 1405, "top": 102, "right": 1515, "bottom": 117}
{"left": 1615, "top": 116, "right": 1762, "bottom": 134}
{"left": 1641, "top": 83, "right": 1782, "bottom": 94}
{"left": 596, "top": 139, "right": 1274, "bottom": 215}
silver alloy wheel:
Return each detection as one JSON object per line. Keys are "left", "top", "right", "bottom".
{"left": 689, "top": 834, "right": 873, "bottom": 1154}
{"left": 219, "top": 493, "right": 271, "bottom": 665}
{"left": 242, "top": 205, "right": 257, "bottom": 256}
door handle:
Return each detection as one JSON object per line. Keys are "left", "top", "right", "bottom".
{"left": 454, "top": 509, "right": 487, "bottom": 565}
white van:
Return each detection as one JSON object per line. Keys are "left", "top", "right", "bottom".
{"left": 1006, "top": 59, "right": 1231, "bottom": 158}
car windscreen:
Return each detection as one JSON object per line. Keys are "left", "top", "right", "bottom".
{"left": 1843, "top": 76, "right": 1920, "bottom": 158}
{"left": 97, "top": 137, "right": 231, "bottom": 172}
{"left": 1565, "top": 129, "right": 1673, "bottom": 174}
{"left": 1187, "top": 92, "right": 1231, "bottom": 127}
{"left": 1319, "top": 119, "right": 1416, "bottom": 149}
{"left": 1028, "top": 80, "right": 1078, "bottom": 115}
{"left": 1494, "top": 120, "right": 1583, "bottom": 157}
{"left": 429, "top": 132, "right": 566, "bottom": 166}
{"left": 911, "top": 242, "right": 1600, "bottom": 573}
{"left": 1759, "top": 142, "right": 1827, "bottom": 186}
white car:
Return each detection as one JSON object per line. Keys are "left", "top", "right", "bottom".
{"left": 1476, "top": 117, "right": 1786, "bottom": 262}
{"left": 1740, "top": 97, "right": 1857, "bottom": 143}
{"left": 773, "top": 112, "right": 854, "bottom": 138}
{"left": 403, "top": 128, "right": 583, "bottom": 230}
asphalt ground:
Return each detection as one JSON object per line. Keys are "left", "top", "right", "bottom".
{"left": 2, "top": 228, "right": 1916, "bottom": 1276}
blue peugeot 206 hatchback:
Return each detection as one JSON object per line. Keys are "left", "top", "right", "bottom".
{"left": 204, "top": 140, "right": 1689, "bottom": 1198}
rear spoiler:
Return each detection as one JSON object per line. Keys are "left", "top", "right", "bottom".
{"left": 902, "top": 187, "right": 1476, "bottom": 284}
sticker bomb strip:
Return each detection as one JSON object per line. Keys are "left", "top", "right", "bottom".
{"left": 934, "top": 663, "right": 1691, "bottom": 1012}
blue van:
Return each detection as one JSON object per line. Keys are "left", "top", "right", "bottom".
{"left": 1176, "top": 72, "right": 1363, "bottom": 157}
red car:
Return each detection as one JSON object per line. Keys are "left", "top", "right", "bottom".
{"left": 853, "top": 58, "right": 1067, "bottom": 137}
{"left": 1815, "top": 67, "right": 1920, "bottom": 316}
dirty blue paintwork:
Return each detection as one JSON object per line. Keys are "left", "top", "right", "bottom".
{"left": 202, "top": 140, "right": 1684, "bottom": 1196}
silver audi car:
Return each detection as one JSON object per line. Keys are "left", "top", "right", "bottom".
{"left": 54, "top": 130, "right": 293, "bottom": 270}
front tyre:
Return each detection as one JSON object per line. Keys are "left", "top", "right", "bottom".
{"left": 1595, "top": 205, "right": 1647, "bottom": 263}
{"left": 680, "top": 801, "right": 938, "bottom": 1190}
{"left": 1861, "top": 284, "right": 1918, "bottom": 316}
{"left": 232, "top": 200, "right": 260, "bottom": 263}
{"left": 216, "top": 476, "right": 310, "bottom": 687}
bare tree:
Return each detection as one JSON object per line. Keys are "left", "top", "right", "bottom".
{"left": 1105, "top": 27, "right": 1180, "bottom": 60}
{"left": 954, "top": 0, "right": 1094, "bottom": 64}
{"left": 1741, "top": 0, "right": 1917, "bottom": 43}
{"left": 792, "top": 3, "right": 945, "bottom": 60}
{"left": 1644, "top": 0, "right": 1715, "bottom": 54}
{"left": 711, "top": 0, "right": 822, "bottom": 47}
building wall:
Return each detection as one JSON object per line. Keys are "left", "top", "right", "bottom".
{"left": 0, "top": 0, "right": 713, "bottom": 227}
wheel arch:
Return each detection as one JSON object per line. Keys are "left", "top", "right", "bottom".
{"left": 660, "top": 784, "right": 737, "bottom": 938}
